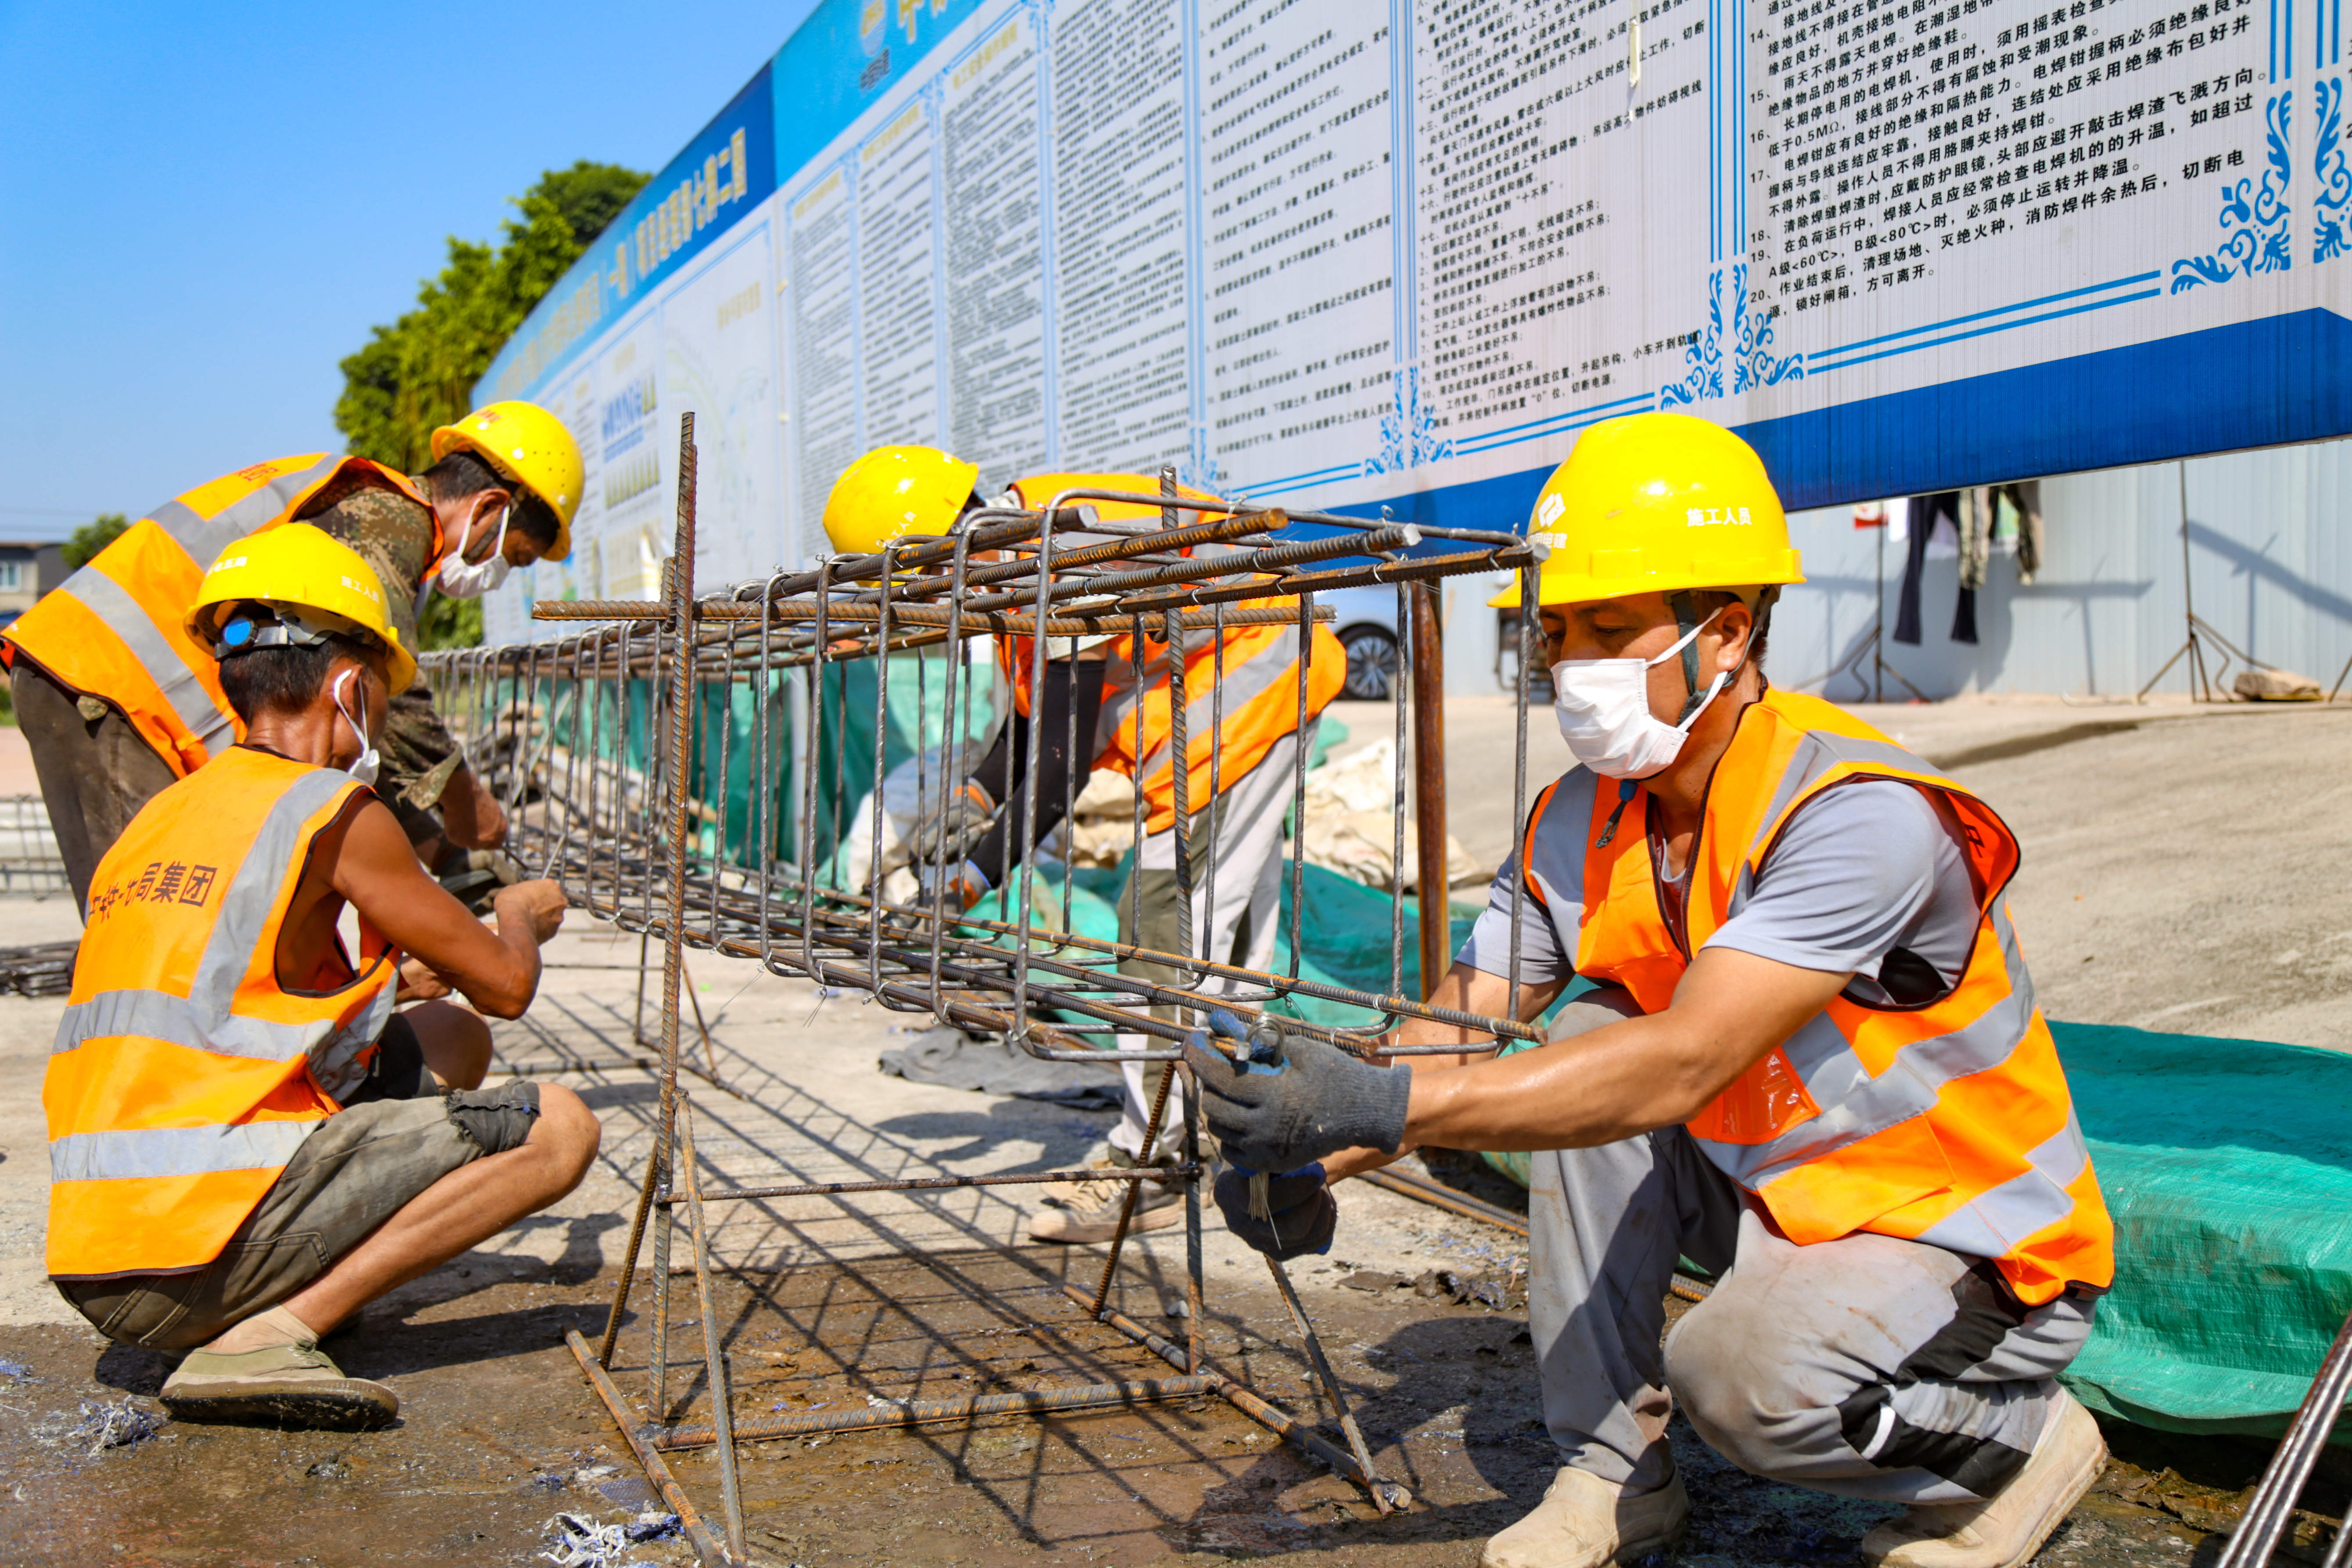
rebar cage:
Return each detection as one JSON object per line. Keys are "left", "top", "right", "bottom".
{"left": 424, "top": 416, "right": 1553, "bottom": 1564}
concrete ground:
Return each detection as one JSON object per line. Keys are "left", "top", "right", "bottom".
{"left": 0, "top": 693, "right": 2344, "bottom": 1564}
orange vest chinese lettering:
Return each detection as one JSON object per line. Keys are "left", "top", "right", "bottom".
{"left": 44, "top": 748, "right": 396, "bottom": 1278}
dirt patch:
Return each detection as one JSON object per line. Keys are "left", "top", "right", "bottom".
{"left": 0, "top": 1246, "right": 2275, "bottom": 1568}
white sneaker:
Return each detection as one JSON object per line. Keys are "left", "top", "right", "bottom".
{"left": 1480, "top": 1466, "right": 1690, "bottom": 1568}
{"left": 1028, "top": 1172, "right": 1184, "bottom": 1245}
{"left": 1859, "top": 1391, "right": 2107, "bottom": 1568}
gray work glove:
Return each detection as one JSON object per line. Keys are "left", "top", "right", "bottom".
{"left": 1183, "top": 1025, "right": 1411, "bottom": 1173}
{"left": 875, "top": 780, "right": 998, "bottom": 882}
{"left": 1213, "top": 1163, "right": 1337, "bottom": 1260}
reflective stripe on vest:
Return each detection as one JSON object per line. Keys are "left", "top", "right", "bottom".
{"left": 53, "top": 553, "right": 237, "bottom": 752}
{"left": 992, "top": 472, "right": 1342, "bottom": 833}
{"left": 44, "top": 749, "right": 395, "bottom": 1277}
{"left": 51, "top": 1122, "right": 316, "bottom": 1184}
{"left": 4, "top": 456, "right": 430, "bottom": 778}
{"left": 1508, "top": 689, "right": 2113, "bottom": 1305}
{"left": 1110, "top": 618, "right": 1345, "bottom": 834}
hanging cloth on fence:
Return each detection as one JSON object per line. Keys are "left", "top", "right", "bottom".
{"left": 1893, "top": 491, "right": 1959, "bottom": 645}
{"left": 1953, "top": 488, "right": 1992, "bottom": 645}
{"left": 1999, "top": 481, "right": 2045, "bottom": 583}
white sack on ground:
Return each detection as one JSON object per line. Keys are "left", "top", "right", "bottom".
{"left": 1296, "top": 738, "right": 1480, "bottom": 893}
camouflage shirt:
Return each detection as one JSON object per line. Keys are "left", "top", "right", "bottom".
{"left": 299, "top": 477, "right": 464, "bottom": 817}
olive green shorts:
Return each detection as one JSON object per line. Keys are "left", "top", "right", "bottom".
{"left": 55, "top": 1043, "right": 543, "bottom": 1352}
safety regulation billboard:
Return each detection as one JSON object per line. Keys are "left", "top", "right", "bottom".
{"left": 479, "top": 0, "right": 2351, "bottom": 640}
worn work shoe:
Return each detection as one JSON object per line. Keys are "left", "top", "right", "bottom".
{"left": 161, "top": 1339, "right": 399, "bottom": 1431}
{"left": 1480, "top": 1466, "right": 1690, "bottom": 1568}
{"left": 1859, "top": 1391, "right": 2107, "bottom": 1568}
{"left": 1029, "top": 1170, "right": 1185, "bottom": 1245}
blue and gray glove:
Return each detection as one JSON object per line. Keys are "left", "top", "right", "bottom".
{"left": 1182, "top": 1011, "right": 1411, "bottom": 1173}
{"left": 1213, "top": 1162, "right": 1336, "bottom": 1259}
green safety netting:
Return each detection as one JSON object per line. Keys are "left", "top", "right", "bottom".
{"left": 1475, "top": 1016, "right": 2352, "bottom": 1440}
{"left": 519, "top": 651, "right": 997, "bottom": 871}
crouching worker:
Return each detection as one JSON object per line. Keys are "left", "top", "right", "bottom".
{"left": 42, "top": 525, "right": 597, "bottom": 1431}
{"left": 1187, "top": 414, "right": 2115, "bottom": 1568}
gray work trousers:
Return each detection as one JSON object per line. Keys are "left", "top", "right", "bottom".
{"left": 1529, "top": 987, "right": 2097, "bottom": 1505}
{"left": 1108, "top": 727, "right": 1300, "bottom": 1165}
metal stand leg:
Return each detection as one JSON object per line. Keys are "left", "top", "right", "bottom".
{"left": 678, "top": 1096, "right": 745, "bottom": 1557}
{"left": 1265, "top": 1255, "right": 1395, "bottom": 1514}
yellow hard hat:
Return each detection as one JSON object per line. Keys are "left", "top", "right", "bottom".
{"left": 1488, "top": 412, "right": 1804, "bottom": 608}
{"left": 185, "top": 524, "right": 417, "bottom": 695}
{"left": 822, "top": 446, "right": 979, "bottom": 556}
{"left": 430, "top": 399, "right": 585, "bottom": 562}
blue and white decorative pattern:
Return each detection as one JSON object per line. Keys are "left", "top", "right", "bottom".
{"left": 1733, "top": 265, "right": 1804, "bottom": 392}
{"left": 1661, "top": 263, "right": 1804, "bottom": 406}
{"left": 1364, "top": 366, "right": 1453, "bottom": 476}
{"left": 1658, "top": 269, "right": 1729, "bottom": 407}
{"left": 2314, "top": 76, "right": 2351, "bottom": 262}
{"left": 2172, "top": 89, "right": 2296, "bottom": 290}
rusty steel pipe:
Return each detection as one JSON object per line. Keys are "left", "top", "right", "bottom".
{"left": 1411, "top": 580, "right": 1450, "bottom": 997}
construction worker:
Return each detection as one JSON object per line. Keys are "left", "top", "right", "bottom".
{"left": 3, "top": 400, "right": 583, "bottom": 911}
{"left": 1187, "top": 414, "right": 2114, "bottom": 1568}
{"left": 819, "top": 448, "right": 1344, "bottom": 1244}
{"left": 43, "top": 525, "right": 595, "bottom": 1431}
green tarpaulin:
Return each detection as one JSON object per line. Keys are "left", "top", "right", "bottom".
{"left": 1473, "top": 1015, "right": 2352, "bottom": 1441}
{"left": 964, "top": 857, "right": 1481, "bottom": 1031}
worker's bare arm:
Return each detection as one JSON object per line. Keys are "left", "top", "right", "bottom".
{"left": 328, "top": 798, "right": 564, "bottom": 1019}
{"left": 1399, "top": 946, "right": 1853, "bottom": 1151}
{"left": 436, "top": 764, "right": 506, "bottom": 849}
{"left": 1321, "top": 961, "right": 1567, "bottom": 1181}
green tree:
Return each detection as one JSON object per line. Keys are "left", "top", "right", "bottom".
{"left": 62, "top": 513, "right": 129, "bottom": 570}
{"left": 336, "top": 161, "right": 646, "bottom": 647}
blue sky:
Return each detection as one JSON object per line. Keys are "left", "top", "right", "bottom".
{"left": 0, "top": 0, "right": 820, "bottom": 541}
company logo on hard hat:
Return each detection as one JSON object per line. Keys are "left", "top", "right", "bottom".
{"left": 209, "top": 555, "right": 249, "bottom": 575}
{"left": 340, "top": 573, "right": 381, "bottom": 603}
{"left": 1686, "top": 507, "right": 1755, "bottom": 527}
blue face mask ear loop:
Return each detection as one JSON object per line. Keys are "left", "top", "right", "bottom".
{"left": 1595, "top": 777, "right": 1640, "bottom": 849}
{"left": 1669, "top": 590, "right": 1708, "bottom": 723}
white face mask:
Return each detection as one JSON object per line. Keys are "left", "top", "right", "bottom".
{"left": 435, "top": 505, "right": 511, "bottom": 599}
{"left": 331, "top": 669, "right": 380, "bottom": 787}
{"left": 1550, "top": 608, "right": 1730, "bottom": 780}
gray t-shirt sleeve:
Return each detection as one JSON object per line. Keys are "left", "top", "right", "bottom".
{"left": 1700, "top": 779, "right": 1980, "bottom": 1004}
{"left": 1456, "top": 844, "right": 1573, "bottom": 981}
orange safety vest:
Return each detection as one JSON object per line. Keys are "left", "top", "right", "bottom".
{"left": 1514, "top": 688, "right": 2113, "bottom": 1305}
{"left": 44, "top": 747, "right": 397, "bottom": 1278}
{"left": 993, "top": 473, "right": 1345, "bottom": 836}
{"left": 3, "top": 455, "right": 440, "bottom": 779}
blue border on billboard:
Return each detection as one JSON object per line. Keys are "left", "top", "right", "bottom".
{"left": 1298, "top": 311, "right": 2352, "bottom": 545}
{"left": 481, "top": 64, "right": 776, "bottom": 405}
